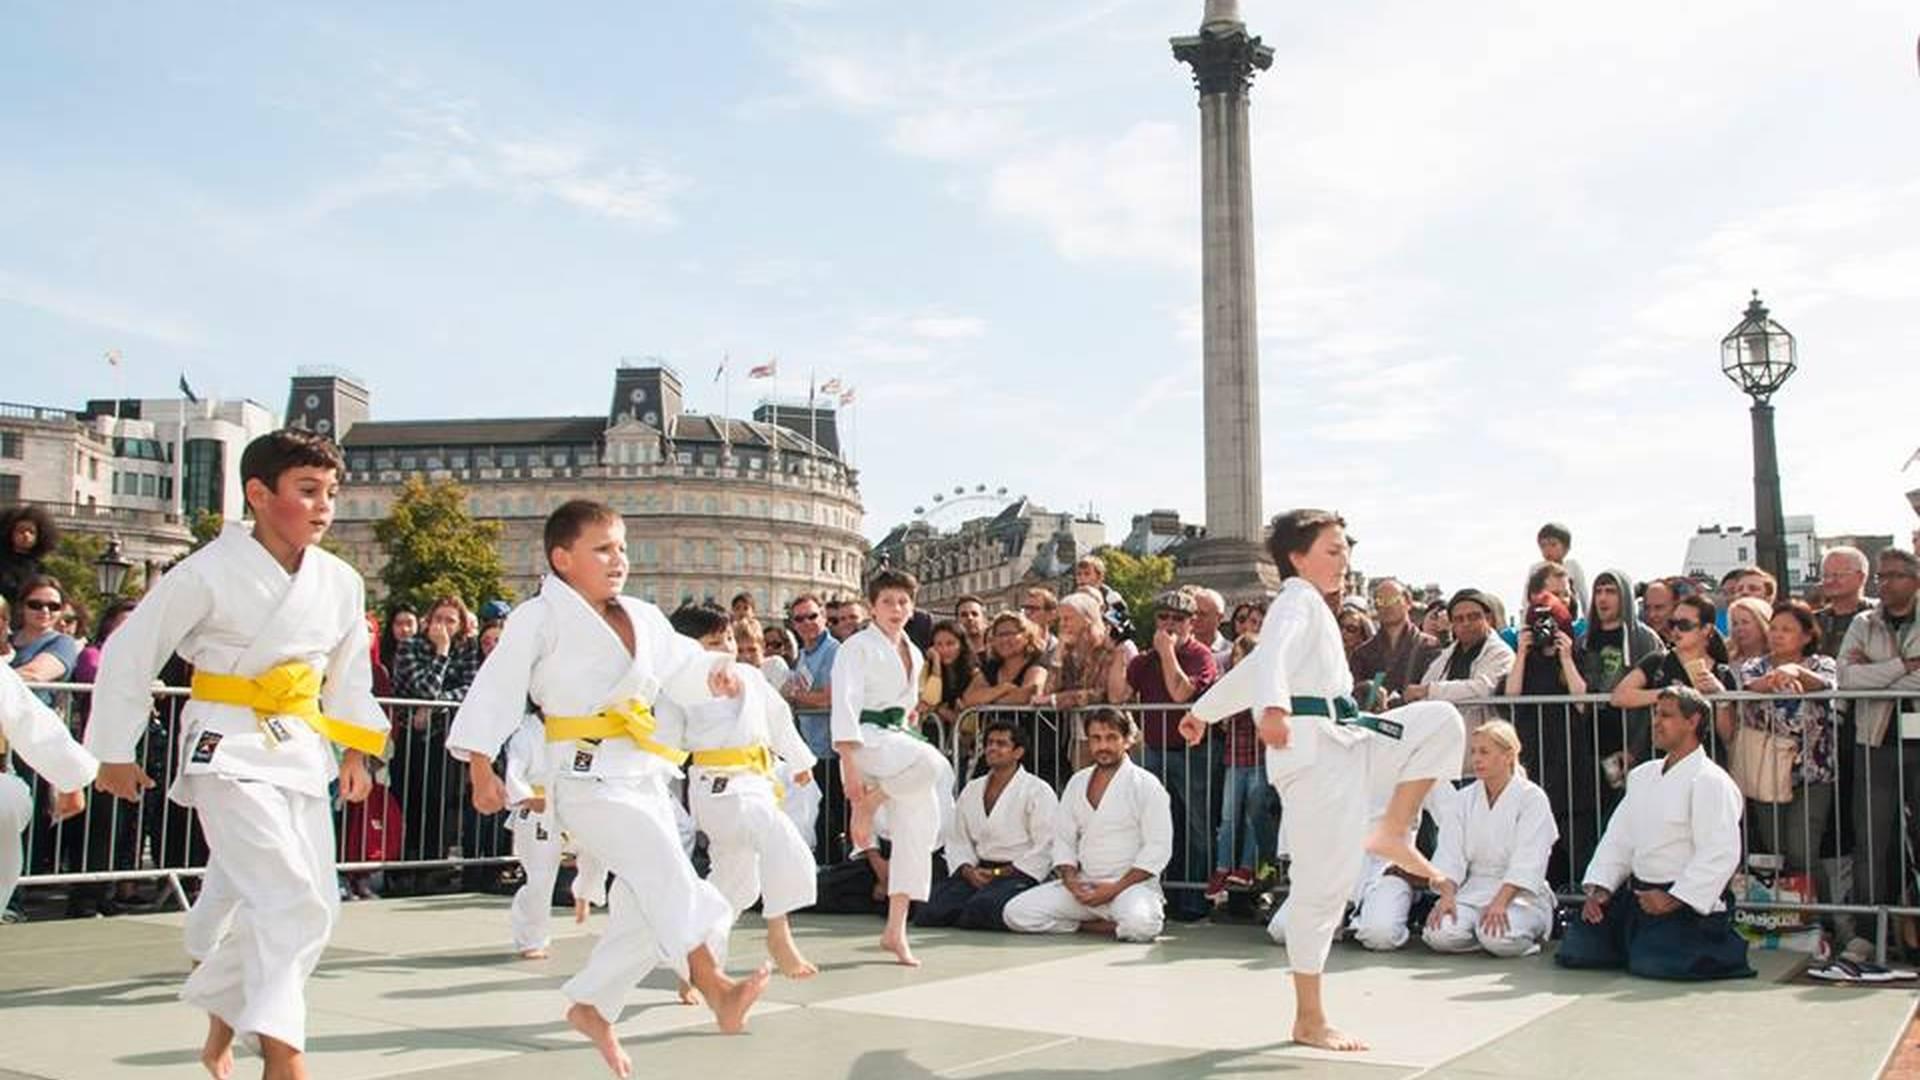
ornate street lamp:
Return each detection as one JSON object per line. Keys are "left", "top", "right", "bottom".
{"left": 94, "top": 536, "right": 133, "bottom": 598}
{"left": 1720, "top": 290, "right": 1798, "bottom": 589}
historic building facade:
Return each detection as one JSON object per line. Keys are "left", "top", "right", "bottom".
{"left": 316, "top": 365, "right": 866, "bottom": 609}
{"left": 868, "top": 498, "right": 1105, "bottom": 616}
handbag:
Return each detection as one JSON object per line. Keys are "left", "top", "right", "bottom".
{"left": 1729, "top": 720, "right": 1797, "bottom": 805}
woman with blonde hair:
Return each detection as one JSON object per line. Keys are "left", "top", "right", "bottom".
{"left": 1041, "top": 592, "right": 1129, "bottom": 773}
{"left": 1422, "top": 720, "right": 1560, "bottom": 957}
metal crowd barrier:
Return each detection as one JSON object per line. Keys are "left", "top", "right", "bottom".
{"left": 11, "top": 681, "right": 1920, "bottom": 963}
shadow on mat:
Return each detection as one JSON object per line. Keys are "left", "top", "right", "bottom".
{"left": 848, "top": 1044, "right": 1301, "bottom": 1080}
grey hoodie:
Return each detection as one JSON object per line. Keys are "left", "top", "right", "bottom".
{"left": 1578, "top": 568, "right": 1667, "bottom": 766}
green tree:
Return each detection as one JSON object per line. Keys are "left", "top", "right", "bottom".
{"left": 40, "top": 532, "right": 145, "bottom": 626}
{"left": 189, "top": 509, "right": 224, "bottom": 551}
{"left": 1093, "top": 546, "right": 1175, "bottom": 647}
{"left": 373, "top": 477, "right": 513, "bottom": 612}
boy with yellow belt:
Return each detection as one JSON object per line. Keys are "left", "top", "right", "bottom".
{"left": 449, "top": 500, "right": 766, "bottom": 1079}
{"left": 87, "top": 430, "right": 388, "bottom": 1080}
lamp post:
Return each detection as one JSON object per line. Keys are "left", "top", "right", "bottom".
{"left": 1720, "top": 290, "right": 1798, "bottom": 590}
{"left": 94, "top": 536, "right": 133, "bottom": 598}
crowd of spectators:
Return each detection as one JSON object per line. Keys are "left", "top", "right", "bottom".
{"left": 7, "top": 508, "right": 1920, "bottom": 978}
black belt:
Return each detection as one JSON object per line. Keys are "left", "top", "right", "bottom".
{"left": 1289, "top": 695, "right": 1404, "bottom": 740}
{"left": 1629, "top": 876, "right": 1675, "bottom": 892}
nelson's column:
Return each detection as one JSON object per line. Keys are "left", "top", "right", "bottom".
{"left": 1172, "top": 0, "right": 1279, "bottom": 600}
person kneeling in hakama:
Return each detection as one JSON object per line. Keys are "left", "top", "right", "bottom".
{"left": 1422, "top": 721, "right": 1559, "bottom": 957}
{"left": 915, "top": 718, "right": 1057, "bottom": 931}
{"left": 1555, "top": 686, "right": 1754, "bottom": 980}
{"left": 1004, "top": 708, "right": 1171, "bottom": 943}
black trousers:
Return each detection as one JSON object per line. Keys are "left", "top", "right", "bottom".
{"left": 913, "top": 868, "right": 1038, "bottom": 930}
{"left": 1556, "top": 880, "right": 1754, "bottom": 981}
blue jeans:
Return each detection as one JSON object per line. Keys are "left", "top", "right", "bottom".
{"left": 797, "top": 713, "right": 836, "bottom": 762}
{"left": 1144, "top": 744, "right": 1213, "bottom": 913}
{"left": 1214, "top": 763, "right": 1272, "bottom": 872}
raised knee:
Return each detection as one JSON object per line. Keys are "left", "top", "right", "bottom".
{"left": 1422, "top": 925, "right": 1475, "bottom": 952}
{"left": 1354, "top": 924, "right": 1406, "bottom": 951}
{"left": 1478, "top": 931, "right": 1536, "bottom": 958}
{"left": 1115, "top": 915, "right": 1163, "bottom": 943}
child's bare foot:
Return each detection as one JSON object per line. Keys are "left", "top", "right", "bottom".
{"left": 880, "top": 927, "right": 921, "bottom": 967}
{"left": 708, "top": 964, "right": 771, "bottom": 1034}
{"left": 770, "top": 941, "right": 818, "bottom": 979}
{"left": 566, "top": 1002, "right": 633, "bottom": 1078}
{"left": 676, "top": 979, "right": 703, "bottom": 1006}
{"left": 1293, "top": 1020, "right": 1368, "bottom": 1052}
{"left": 519, "top": 947, "right": 550, "bottom": 960}
{"left": 200, "top": 1015, "right": 234, "bottom": 1080}
{"left": 1364, "top": 827, "right": 1442, "bottom": 883}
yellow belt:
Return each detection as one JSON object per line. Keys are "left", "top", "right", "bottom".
{"left": 544, "top": 699, "right": 690, "bottom": 767}
{"left": 190, "top": 663, "right": 389, "bottom": 756}
{"left": 689, "top": 744, "right": 785, "bottom": 801}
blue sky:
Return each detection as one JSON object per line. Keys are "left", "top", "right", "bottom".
{"left": 5, "top": 1, "right": 1918, "bottom": 607}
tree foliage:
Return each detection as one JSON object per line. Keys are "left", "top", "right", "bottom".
{"left": 189, "top": 510, "right": 224, "bottom": 551}
{"left": 372, "top": 478, "right": 512, "bottom": 612}
{"left": 41, "top": 531, "right": 145, "bottom": 624}
{"left": 1092, "top": 546, "right": 1175, "bottom": 647}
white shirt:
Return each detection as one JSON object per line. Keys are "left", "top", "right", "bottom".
{"left": 1054, "top": 758, "right": 1173, "bottom": 884}
{"left": 2, "top": 664, "right": 97, "bottom": 791}
{"left": 829, "top": 624, "right": 925, "bottom": 776}
{"left": 84, "top": 523, "right": 385, "bottom": 803}
{"left": 1189, "top": 577, "right": 1361, "bottom": 776}
{"left": 1432, "top": 776, "right": 1558, "bottom": 908}
{"left": 447, "top": 575, "right": 721, "bottom": 783}
{"left": 656, "top": 662, "right": 816, "bottom": 777}
{"left": 1583, "top": 746, "right": 1744, "bottom": 915}
{"left": 946, "top": 767, "right": 1058, "bottom": 883}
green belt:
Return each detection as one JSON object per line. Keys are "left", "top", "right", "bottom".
{"left": 1289, "top": 695, "right": 1404, "bottom": 740}
{"left": 859, "top": 706, "right": 926, "bottom": 742}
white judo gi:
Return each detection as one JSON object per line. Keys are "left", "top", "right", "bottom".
{"left": 1189, "top": 576, "right": 1465, "bottom": 976}
{"left": 447, "top": 574, "right": 733, "bottom": 1025}
{"left": 1003, "top": 758, "right": 1172, "bottom": 943}
{"left": 945, "top": 767, "right": 1058, "bottom": 884}
{"left": 658, "top": 665, "right": 819, "bottom": 918}
{"left": 1271, "top": 784, "right": 1454, "bottom": 952}
{"left": 1583, "top": 748, "right": 1743, "bottom": 916}
{"left": 503, "top": 715, "right": 567, "bottom": 952}
{"left": 85, "top": 523, "right": 390, "bottom": 1053}
{"left": 830, "top": 625, "right": 951, "bottom": 902}
{"left": 1421, "top": 776, "right": 1559, "bottom": 956}
{"left": 1, "top": 664, "right": 99, "bottom": 911}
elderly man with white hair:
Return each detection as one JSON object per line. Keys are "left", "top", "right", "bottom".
{"left": 1817, "top": 545, "right": 1874, "bottom": 653}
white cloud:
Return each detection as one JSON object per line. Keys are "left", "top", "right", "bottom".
{"left": 0, "top": 270, "right": 205, "bottom": 347}
{"left": 986, "top": 122, "right": 1195, "bottom": 267}
{"left": 905, "top": 314, "right": 985, "bottom": 340}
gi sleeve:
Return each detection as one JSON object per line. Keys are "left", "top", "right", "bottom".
{"left": 1672, "top": 771, "right": 1744, "bottom": 916}
{"left": 1133, "top": 770, "right": 1175, "bottom": 878}
{"left": 321, "top": 575, "right": 391, "bottom": 753}
{"left": 1052, "top": 776, "right": 1084, "bottom": 871}
{"left": 1190, "top": 611, "right": 1297, "bottom": 724}
{"left": 649, "top": 696, "right": 689, "bottom": 755}
{"left": 943, "top": 782, "right": 979, "bottom": 872}
{"left": 1582, "top": 773, "right": 1638, "bottom": 895}
{"left": 646, "top": 604, "right": 723, "bottom": 709}
{"left": 1430, "top": 783, "right": 1468, "bottom": 886}
{"left": 760, "top": 674, "right": 817, "bottom": 774}
{"left": 1017, "top": 778, "right": 1060, "bottom": 883}
{"left": 1, "top": 665, "right": 98, "bottom": 791}
{"left": 84, "top": 561, "right": 214, "bottom": 764}
{"left": 1504, "top": 784, "right": 1560, "bottom": 895}
{"left": 502, "top": 720, "right": 538, "bottom": 805}
{"left": 571, "top": 850, "right": 608, "bottom": 907}
{"left": 829, "top": 639, "right": 866, "bottom": 747}
{"left": 448, "top": 602, "right": 546, "bottom": 764}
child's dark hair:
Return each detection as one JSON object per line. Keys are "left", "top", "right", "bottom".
{"left": 1265, "top": 509, "right": 1347, "bottom": 580}
{"left": 240, "top": 429, "right": 344, "bottom": 494}
{"left": 543, "top": 499, "right": 619, "bottom": 570}
{"left": 669, "top": 602, "right": 731, "bottom": 640}
{"left": 866, "top": 567, "right": 919, "bottom": 603}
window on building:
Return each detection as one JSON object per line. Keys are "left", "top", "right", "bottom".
{"left": 639, "top": 541, "right": 658, "bottom": 567}
{"left": 1738, "top": 546, "right": 1750, "bottom": 562}
{"left": 551, "top": 452, "right": 569, "bottom": 468}
{"left": 500, "top": 452, "right": 518, "bottom": 468}
{"left": 0, "top": 474, "right": 18, "bottom": 502}
{"left": 183, "top": 438, "right": 223, "bottom": 517}
{"left": 140, "top": 473, "right": 158, "bottom": 497}
{"left": 680, "top": 496, "right": 697, "bottom": 513}
{"left": 450, "top": 452, "right": 468, "bottom": 470}
{"left": 701, "top": 452, "right": 717, "bottom": 467}
{"left": 703, "top": 495, "right": 719, "bottom": 515}
{"left": 0, "top": 432, "right": 22, "bottom": 459}
{"left": 703, "top": 541, "right": 717, "bottom": 567}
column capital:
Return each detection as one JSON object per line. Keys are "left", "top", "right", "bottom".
{"left": 1171, "top": 26, "right": 1274, "bottom": 97}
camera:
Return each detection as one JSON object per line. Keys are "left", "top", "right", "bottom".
{"left": 1527, "top": 606, "right": 1559, "bottom": 655}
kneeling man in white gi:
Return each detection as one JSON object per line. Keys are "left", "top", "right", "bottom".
{"left": 1005, "top": 708, "right": 1172, "bottom": 942}
{"left": 1556, "top": 686, "right": 1754, "bottom": 980}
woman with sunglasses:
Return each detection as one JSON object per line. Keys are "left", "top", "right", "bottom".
{"left": 10, "top": 576, "right": 80, "bottom": 708}
{"left": 1609, "top": 595, "right": 1735, "bottom": 732}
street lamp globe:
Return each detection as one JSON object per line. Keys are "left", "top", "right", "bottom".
{"left": 94, "top": 536, "right": 133, "bottom": 597}
{"left": 1720, "top": 290, "right": 1797, "bottom": 403}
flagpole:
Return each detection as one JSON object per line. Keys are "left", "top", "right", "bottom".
{"left": 173, "top": 380, "right": 186, "bottom": 520}
{"left": 808, "top": 367, "right": 818, "bottom": 456}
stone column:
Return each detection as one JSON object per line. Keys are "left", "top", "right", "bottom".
{"left": 1173, "top": 1, "right": 1272, "bottom": 547}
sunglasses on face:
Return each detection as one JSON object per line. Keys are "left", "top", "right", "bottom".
{"left": 24, "top": 600, "right": 62, "bottom": 613}
{"left": 1669, "top": 619, "right": 1700, "bottom": 632}
{"left": 791, "top": 612, "right": 820, "bottom": 623}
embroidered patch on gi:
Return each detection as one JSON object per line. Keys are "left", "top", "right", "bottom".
{"left": 709, "top": 774, "right": 730, "bottom": 795}
{"left": 191, "top": 731, "right": 222, "bottom": 763}
{"left": 535, "top": 822, "right": 549, "bottom": 842}
{"left": 573, "top": 746, "right": 596, "bottom": 772}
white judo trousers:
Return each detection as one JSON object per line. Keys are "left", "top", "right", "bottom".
{"left": 509, "top": 804, "right": 565, "bottom": 952}
{"left": 1420, "top": 893, "right": 1555, "bottom": 957}
{"left": 179, "top": 775, "right": 339, "bottom": 1053}
{"left": 1273, "top": 700, "right": 1463, "bottom": 975}
{"left": 0, "top": 772, "right": 31, "bottom": 912}
{"left": 850, "top": 737, "right": 943, "bottom": 902}
{"left": 552, "top": 776, "right": 732, "bottom": 1023}
{"left": 689, "top": 771, "right": 817, "bottom": 917}
{"left": 1002, "top": 880, "right": 1165, "bottom": 943}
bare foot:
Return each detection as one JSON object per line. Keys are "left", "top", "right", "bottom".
{"left": 566, "top": 1002, "right": 633, "bottom": 1078}
{"left": 770, "top": 941, "right": 819, "bottom": 979}
{"left": 519, "top": 947, "right": 550, "bottom": 960}
{"left": 880, "top": 928, "right": 921, "bottom": 967}
{"left": 200, "top": 1015, "right": 234, "bottom": 1080}
{"left": 676, "top": 979, "right": 703, "bottom": 1006}
{"left": 1364, "top": 827, "right": 1443, "bottom": 883}
{"left": 708, "top": 964, "right": 772, "bottom": 1034}
{"left": 1294, "top": 1020, "right": 1369, "bottom": 1052}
